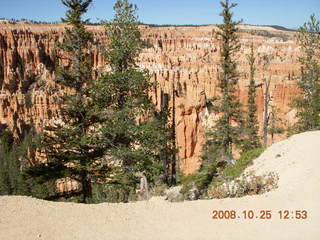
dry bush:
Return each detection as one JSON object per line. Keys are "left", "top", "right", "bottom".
{"left": 150, "top": 184, "right": 168, "bottom": 197}
{"left": 207, "top": 171, "right": 279, "bottom": 199}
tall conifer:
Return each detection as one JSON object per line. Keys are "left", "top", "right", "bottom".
{"left": 93, "top": 0, "right": 174, "bottom": 195}
{"left": 244, "top": 45, "right": 261, "bottom": 150}
{"left": 293, "top": 15, "right": 320, "bottom": 132}
{"left": 28, "top": 0, "right": 106, "bottom": 203}
{"left": 204, "top": 0, "right": 243, "bottom": 163}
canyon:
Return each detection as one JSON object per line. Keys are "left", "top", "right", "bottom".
{"left": 0, "top": 22, "right": 301, "bottom": 174}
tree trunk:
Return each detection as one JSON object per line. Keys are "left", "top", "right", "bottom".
{"left": 171, "top": 80, "right": 177, "bottom": 186}
{"left": 263, "top": 77, "right": 271, "bottom": 147}
{"left": 81, "top": 170, "right": 92, "bottom": 203}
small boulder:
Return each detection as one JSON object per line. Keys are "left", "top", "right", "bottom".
{"left": 165, "top": 186, "right": 184, "bottom": 202}
{"left": 184, "top": 183, "right": 201, "bottom": 201}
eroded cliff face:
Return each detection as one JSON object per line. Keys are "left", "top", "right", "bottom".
{"left": 0, "top": 22, "right": 300, "bottom": 174}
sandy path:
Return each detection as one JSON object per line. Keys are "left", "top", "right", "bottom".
{"left": 1, "top": 131, "right": 320, "bottom": 240}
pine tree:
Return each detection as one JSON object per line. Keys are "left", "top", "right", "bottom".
{"left": 0, "top": 52, "right": 4, "bottom": 88}
{"left": 157, "top": 90, "right": 177, "bottom": 186}
{"left": 0, "top": 130, "right": 16, "bottom": 195}
{"left": 203, "top": 0, "right": 243, "bottom": 163}
{"left": 93, "top": 0, "right": 172, "bottom": 198}
{"left": 0, "top": 129, "right": 48, "bottom": 197}
{"left": 293, "top": 14, "right": 320, "bottom": 132}
{"left": 268, "top": 105, "right": 284, "bottom": 144}
{"left": 260, "top": 54, "right": 274, "bottom": 147}
{"left": 244, "top": 45, "right": 261, "bottom": 150}
{"left": 27, "top": 0, "right": 107, "bottom": 203}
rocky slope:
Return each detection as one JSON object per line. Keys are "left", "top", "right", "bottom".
{"left": 0, "top": 22, "right": 301, "bottom": 173}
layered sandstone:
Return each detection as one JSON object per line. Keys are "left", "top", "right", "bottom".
{"left": 0, "top": 22, "right": 301, "bottom": 174}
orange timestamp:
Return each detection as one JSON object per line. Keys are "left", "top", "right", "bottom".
{"left": 212, "top": 210, "right": 308, "bottom": 220}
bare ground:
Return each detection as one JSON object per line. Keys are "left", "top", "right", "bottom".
{"left": 1, "top": 131, "right": 319, "bottom": 240}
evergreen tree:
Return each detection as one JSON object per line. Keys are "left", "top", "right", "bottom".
{"left": 293, "top": 14, "right": 320, "bottom": 132}
{"left": 268, "top": 105, "right": 284, "bottom": 144}
{"left": 0, "top": 52, "right": 4, "bottom": 88}
{"left": 203, "top": 0, "right": 243, "bottom": 163}
{"left": 243, "top": 45, "right": 261, "bottom": 150}
{"left": 28, "top": 0, "right": 107, "bottom": 203}
{"left": 260, "top": 54, "right": 274, "bottom": 146}
{"left": 93, "top": 0, "right": 173, "bottom": 198}
{"left": 0, "top": 130, "right": 18, "bottom": 195}
{"left": 157, "top": 91, "right": 177, "bottom": 186}
{"left": 0, "top": 128, "right": 50, "bottom": 197}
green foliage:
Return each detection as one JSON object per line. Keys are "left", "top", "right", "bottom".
{"left": 28, "top": 0, "right": 172, "bottom": 204}
{"left": 221, "top": 147, "right": 265, "bottom": 180}
{"left": 21, "top": 74, "right": 37, "bottom": 93}
{"left": 202, "top": 0, "right": 243, "bottom": 167}
{"left": 238, "top": 29, "right": 289, "bottom": 41}
{"left": 181, "top": 173, "right": 208, "bottom": 195}
{"left": 267, "top": 25, "right": 296, "bottom": 32}
{"left": 17, "top": 55, "right": 25, "bottom": 80}
{"left": 180, "top": 165, "right": 218, "bottom": 196}
{"left": 24, "top": 92, "right": 33, "bottom": 109}
{"left": 0, "top": 146, "right": 24, "bottom": 195}
{"left": 0, "top": 129, "right": 14, "bottom": 149}
{"left": 206, "top": 147, "right": 265, "bottom": 199}
{"left": 268, "top": 106, "right": 284, "bottom": 141}
{"left": 103, "top": 0, "right": 146, "bottom": 72}
{"left": 28, "top": 0, "right": 103, "bottom": 203}
{"left": 181, "top": 146, "right": 264, "bottom": 198}
{"left": 189, "top": 0, "right": 244, "bottom": 198}
{"left": 155, "top": 91, "right": 178, "bottom": 186}
{"left": 39, "top": 43, "right": 57, "bottom": 74}
{"left": 23, "top": 178, "right": 57, "bottom": 200}
{"left": 181, "top": 153, "right": 225, "bottom": 195}
{"left": 242, "top": 45, "right": 261, "bottom": 151}
{"left": 292, "top": 14, "right": 320, "bottom": 132}
{"left": 8, "top": 76, "right": 18, "bottom": 94}
{"left": 0, "top": 130, "right": 20, "bottom": 195}
{"left": 91, "top": 182, "right": 137, "bottom": 203}
{"left": 57, "top": 0, "right": 93, "bottom": 92}
{"left": 7, "top": 53, "right": 27, "bottom": 93}
{"left": 92, "top": 0, "right": 173, "bottom": 196}
{"left": 0, "top": 53, "right": 4, "bottom": 89}
{"left": 0, "top": 128, "right": 50, "bottom": 197}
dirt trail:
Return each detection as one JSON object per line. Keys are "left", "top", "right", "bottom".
{"left": 1, "top": 131, "right": 319, "bottom": 240}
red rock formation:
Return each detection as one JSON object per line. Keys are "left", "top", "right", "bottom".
{"left": 0, "top": 22, "right": 301, "bottom": 174}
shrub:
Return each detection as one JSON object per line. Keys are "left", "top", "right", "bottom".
{"left": 0, "top": 128, "right": 53, "bottom": 198}
{"left": 221, "top": 147, "right": 265, "bottom": 180}
{"left": 0, "top": 55, "right": 4, "bottom": 89}
{"left": 181, "top": 172, "right": 207, "bottom": 195}
{"left": 207, "top": 171, "right": 279, "bottom": 198}
{"left": 24, "top": 92, "right": 33, "bottom": 109}
{"left": 8, "top": 77, "right": 18, "bottom": 93}
{"left": 91, "top": 183, "right": 136, "bottom": 203}
{"left": 149, "top": 183, "right": 168, "bottom": 197}
{"left": 180, "top": 147, "right": 265, "bottom": 200}
{"left": 180, "top": 163, "right": 218, "bottom": 196}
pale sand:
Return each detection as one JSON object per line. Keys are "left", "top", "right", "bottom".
{"left": 1, "top": 131, "right": 319, "bottom": 240}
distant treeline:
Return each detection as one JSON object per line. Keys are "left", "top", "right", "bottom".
{"left": 0, "top": 18, "right": 60, "bottom": 24}
{"left": 0, "top": 18, "right": 297, "bottom": 32}
{"left": 267, "top": 25, "right": 297, "bottom": 32}
{"left": 238, "top": 29, "right": 292, "bottom": 41}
